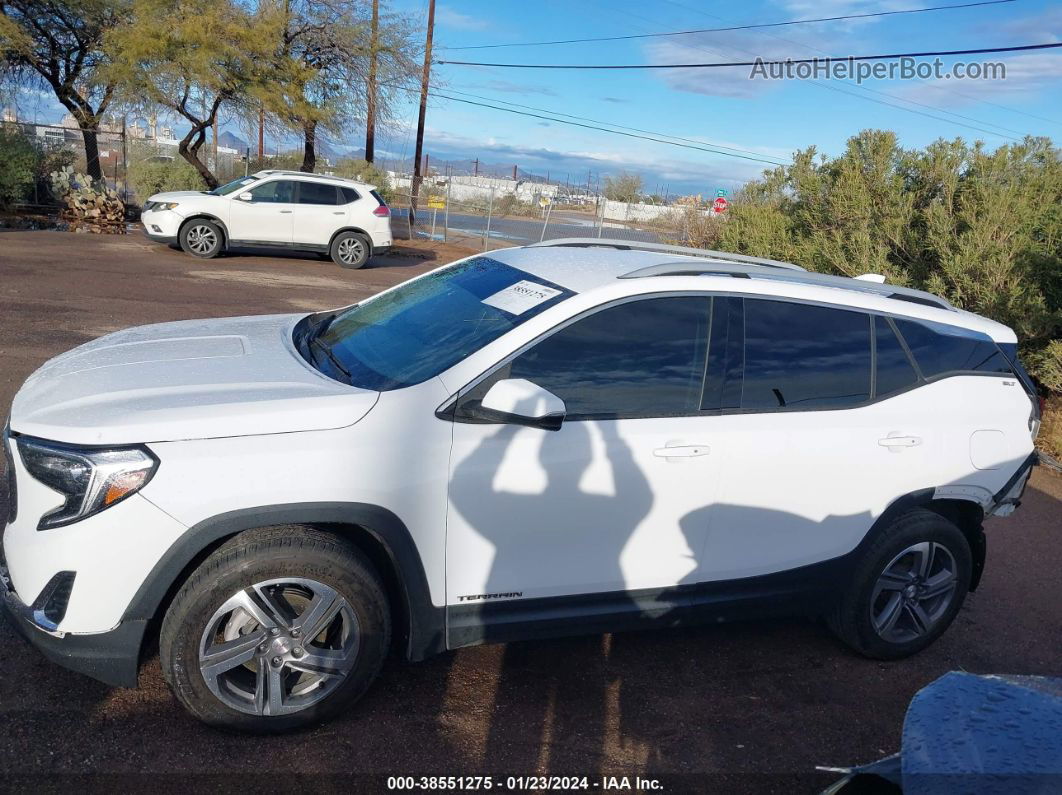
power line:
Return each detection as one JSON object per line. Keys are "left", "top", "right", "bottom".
{"left": 426, "top": 91, "right": 789, "bottom": 165}
{"left": 438, "top": 41, "right": 1062, "bottom": 69}
{"left": 439, "top": 0, "right": 1016, "bottom": 51}
{"left": 441, "top": 86, "right": 791, "bottom": 162}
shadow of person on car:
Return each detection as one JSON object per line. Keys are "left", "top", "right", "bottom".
{"left": 447, "top": 411, "right": 653, "bottom": 776}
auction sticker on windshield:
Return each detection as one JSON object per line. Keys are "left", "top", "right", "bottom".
{"left": 482, "top": 280, "right": 563, "bottom": 315}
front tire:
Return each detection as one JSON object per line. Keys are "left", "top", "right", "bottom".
{"left": 330, "top": 231, "right": 371, "bottom": 269}
{"left": 160, "top": 526, "right": 390, "bottom": 733}
{"left": 829, "top": 509, "right": 971, "bottom": 659}
{"left": 179, "top": 219, "right": 224, "bottom": 259}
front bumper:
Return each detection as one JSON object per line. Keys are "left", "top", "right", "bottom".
{"left": 140, "top": 209, "right": 182, "bottom": 244}
{"left": 1, "top": 563, "right": 144, "bottom": 687}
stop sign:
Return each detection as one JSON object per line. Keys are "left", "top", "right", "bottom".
{"left": 713, "top": 197, "right": 729, "bottom": 213}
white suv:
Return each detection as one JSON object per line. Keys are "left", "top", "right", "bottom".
{"left": 141, "top": 170, "right": 393, "bottom": 268}
{"left": 1, "top": 239, "right": 1039, "bottom": 732}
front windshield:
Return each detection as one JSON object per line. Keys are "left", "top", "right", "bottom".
{"left": 210, "top": 176, "right": 259, "bottom": 196}
{"left": 296, "top": 257, "right": 573, "bottom": 391}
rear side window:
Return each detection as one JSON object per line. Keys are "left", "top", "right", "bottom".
{"left": 340, "top": 186, "right": 360, "bottom": 203}
{"left": 297, "top": 182, "right": 341, "bottom": 205}
{"left": 507, "top": 297, "right": 711, "bottom": 419}
{"left": 874, "top": 317, "right": 919, "bottom": 396}
{"left": 893, "top": 318, "right": 1012, "bottom": 378}
{"left": 742, "top": 300, "right": 871, "bottom": 410}
{"left": 370, "top": 189, "right": 388, "bottom": 207}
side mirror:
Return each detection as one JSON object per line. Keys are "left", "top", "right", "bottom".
{"left": 237, "top": 192, "right": 253, "bottom": 202}
{"left": 474, "top": 378, "right": 566, "bottom": 431}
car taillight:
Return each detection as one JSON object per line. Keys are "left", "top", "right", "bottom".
{"left": 373, "top": 205, "right": 390, "bottom": 217}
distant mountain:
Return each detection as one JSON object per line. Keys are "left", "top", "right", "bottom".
{"left": 218, "top": 130, "right": 249, "bottom": 152}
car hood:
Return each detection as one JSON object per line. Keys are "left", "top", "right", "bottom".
{"left": 9, "top": 314, "right": 378, "bottom": 445}
{"left": 147, "top": 191, "right": 210, "bottom": 203}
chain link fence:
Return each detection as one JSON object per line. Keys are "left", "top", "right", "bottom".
{"left": 386, "top": 173, "right": 696, "bottom": 251}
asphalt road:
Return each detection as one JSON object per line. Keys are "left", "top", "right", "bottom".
{"left": 0, "top": 230, "right": 1059, "bottom": 793}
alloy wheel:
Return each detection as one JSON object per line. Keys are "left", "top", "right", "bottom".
{"left": 198, "top": 577, "right": 359, "bottom": 716}
{"left": 186, "top": 224, "right": 218, "bottom": 255}
{"left": 870, "top": 541, "right": 959, "bottom": 643}
{"left": 336, "top": 237, "right": 364, "bottom": 265}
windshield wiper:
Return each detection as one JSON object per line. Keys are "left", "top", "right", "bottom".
{"left": 309, "top": 336, "right": 352, "bottom": 381}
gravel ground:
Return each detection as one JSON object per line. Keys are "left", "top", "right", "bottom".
{"left": 0, "top": 230, "right": 1059, "bottom": 793}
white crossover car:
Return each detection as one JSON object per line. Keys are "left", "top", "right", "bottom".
{"left": 1, "top": 239, "right": 1039, "bottom": 732}
{"left": 140, "top": 170, "right": 393, "bottom": 268}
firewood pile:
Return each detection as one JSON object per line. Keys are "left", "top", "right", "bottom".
{"left": 49, "top": 166, "right": 127, "bottom": 234}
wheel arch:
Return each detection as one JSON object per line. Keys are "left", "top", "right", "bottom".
{"left": 327, "top": 226, "right": 373, "bottom": 253}
{"left": 124, "top": 503, "right": 446, "bottom": 670}
{"left": 861, "top": 489, "right": 987, "bottom": 592}
{"left": 178, "top": 214, "right": 230, "bottom": 249}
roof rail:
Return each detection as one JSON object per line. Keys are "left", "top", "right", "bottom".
{"left": 527, "top": 238, "right": 805, "bottom": 272}
{"left": 618, "top": 261, "right": 954, "bottom": 311}
{"left": 253, "top": 169, "right": 361, "bottom": 184}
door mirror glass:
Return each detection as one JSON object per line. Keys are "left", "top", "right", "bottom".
{"left": 476, "top": 378, "right": 566, "bottom": 430}
{"left": 237, "top": 192, "right": 253, "bottom": 202}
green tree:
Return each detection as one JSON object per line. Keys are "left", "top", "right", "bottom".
{"left": 105, "top": 0, "right": 284, "bottom": 188}
{"left": 0, "top": 0, "right": 125, "bottom": 181}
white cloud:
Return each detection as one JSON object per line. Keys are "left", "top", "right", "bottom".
{"left": 436, "top": 5, "right": 490, "bottom": 32}
{"left": 643, "top": 24, "right": 864, "bottom": 99}
{"left": 892, "top": 52, "right": 1062, "bottom": 108}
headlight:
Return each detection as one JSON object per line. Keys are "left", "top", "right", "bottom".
{"left": 15, "top": 437, "right": 158, "bottom": 530}
{"left": 154, "top": 202, "right": 180, "bottom": 211}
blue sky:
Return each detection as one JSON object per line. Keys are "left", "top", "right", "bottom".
{"left": 7, "top": 0, "right": 1059, "bottom": 195}
{"left": 377, "top": 0, "right": 1062, "bottom": 195}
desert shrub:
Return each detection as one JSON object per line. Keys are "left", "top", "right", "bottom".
{"left": 495, "top": 193, "right": 536, "bottom": 218}
{"left": 127, "top": 157, "right": 202, "bottom": 202}
{"left": 0, "top": 127, "right": 39, "bottom": 209}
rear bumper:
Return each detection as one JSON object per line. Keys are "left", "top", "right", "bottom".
{"left": 1, "top": 563, "right": 144, "bottom": 687}
{"left": 989, "top": 451, "right": 1038, "bottom": 516}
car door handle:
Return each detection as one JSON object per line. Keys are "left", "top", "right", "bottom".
{"left": 878, "top": 434, "right": 922, "bottom": 452}
{"left": 332, "top": 211, "right": 345, "bottom": 215}
{"left": 279, "top": 210, "right": 293, "bottom": 214}
{"left": 653, "top": 445, "right": 710, "bottom": 458}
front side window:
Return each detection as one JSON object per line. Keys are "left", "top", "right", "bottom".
{"left": 297, "top": 257, "right": 573, "bottom": 391}
{"left": 892, "top": 318, "right": 1011, "bottom": 377}
{"left": 298, "top": 182, "right": 340, "bottom": 205}
{"left": 248, "top": 180, "right": 295, "bottom": 203}
{"left": 741, "top": 299, "right": 871, "bottom": 410}
{"left": 503, "top": 296, "right": 711, "bottom": 420}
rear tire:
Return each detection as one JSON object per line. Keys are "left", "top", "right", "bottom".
{"left": 160, "top": 526, "right": 390, "bottom": 733}
{"left": 179, "top": 219, "right": 223, "bottom": 259}
{"left": 829, "top": 509, "right": 971, "bottom": 659}
{"left": 330, "top": 231, "right": 371, "bottom": 269}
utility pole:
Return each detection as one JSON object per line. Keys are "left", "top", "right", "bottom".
{"left": 512, "top": 164, "right": 517, "bottom": 181}
{"left": 364, "top": 0, "right": 378, "bottom": 163}
{"left": 409, "top": 0, "right": 435, "bottom": 226}
{"left": 257, "top": 104, "right": 264, "bottom": 160}
{"left": 473, "top": 158, "right": 479, "bottom": 177}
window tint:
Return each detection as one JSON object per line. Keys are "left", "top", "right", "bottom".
{"left": 340, "top": 186, "right": 359, "bottom": 203}
{"left": 507, "top": 297, "right": 711, "bottom": 419}
{"left": 742, "top": 300, "right": 871, "bottom": 410}
{"left": 874, "top": 317, "right": 919, "bottom": 396}
{"left": 248, "top": 180, "right": 294, "bottom": 203}
{"left": 297, "top": 182, "right": 340, "bottom": 205}
{"left": 893, "top": 318, "right": 1011, "bottom": 377}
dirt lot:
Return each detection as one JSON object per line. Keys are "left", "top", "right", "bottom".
{"left": 0, "top": 230, "right": 1060, "bottom": 793}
